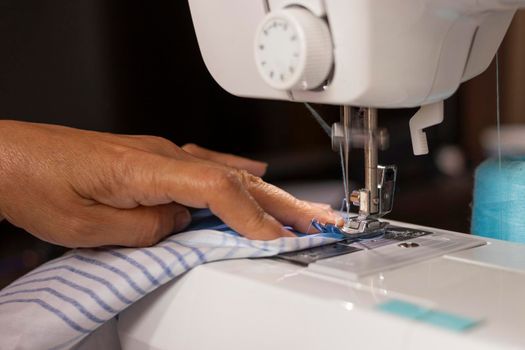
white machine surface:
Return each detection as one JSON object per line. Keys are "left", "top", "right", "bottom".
{"left": 118, "top": 1, "right": 525, "bottom": 349}
{"left": 118, "top": 221, "right": 525, "bottom": 350}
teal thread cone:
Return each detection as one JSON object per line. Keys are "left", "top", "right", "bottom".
{"left": 472, "top": 157, "right": 525, "bottom": 243}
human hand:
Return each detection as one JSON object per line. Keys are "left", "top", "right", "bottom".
{"left": 0, "top": 121, "right": 341, "bottom": 248}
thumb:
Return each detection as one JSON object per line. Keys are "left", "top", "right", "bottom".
{"left": 67, "top": 203, "right": 191, "bottom": 248}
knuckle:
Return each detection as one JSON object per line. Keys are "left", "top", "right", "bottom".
{"left": 110, "top": 147, "right": 156, "bottom": 185}
{"left": 233, "top": 169, "right": 266, "bottom": 192}
{"left": 148, "top": 136, "right": 177, "bottom": 149}
{"left": 181, "top": 143, "right": 200, "bottom": 153}
{"left": 241, "top": 171, "right": 263, "bottom": 187}
{"left": 208, "top": 168, "right": 266, "bottom": 197}
{"left": 108, "top": 144, "right": 142, "bottom": 168}
{"left": 136, "top": 135, "right": 181, "bottom": 156}
{"left": 104, "top": 148, "right": 142, "bottom": 190}
{"left": 213, "top": 168, "right": 244, "bottom": 191}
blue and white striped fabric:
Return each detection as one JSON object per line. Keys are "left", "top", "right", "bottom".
{"left": 0, "top": 210, "right": 340, "bottom": 350}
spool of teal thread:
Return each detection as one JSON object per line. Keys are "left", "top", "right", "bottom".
{"left": 472, "top": 157, "right": 525, "bottom": 243}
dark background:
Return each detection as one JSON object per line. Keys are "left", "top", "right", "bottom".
{"left": 1, "top": 1, "right": 518, "bottom": 288}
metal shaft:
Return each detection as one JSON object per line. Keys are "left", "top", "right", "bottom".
{"left": 341, "top": 106, "right": 352, "bottom": 215}
{"left": 364, "top": 108, "right": 379, "bottom": 215}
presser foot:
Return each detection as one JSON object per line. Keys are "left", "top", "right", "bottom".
{"left": 340, "top": 217, "right": 389, "bottom": 239}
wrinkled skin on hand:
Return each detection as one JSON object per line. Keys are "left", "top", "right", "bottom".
{"left": 0, "top": 120, "right": 342, "bottom": 248}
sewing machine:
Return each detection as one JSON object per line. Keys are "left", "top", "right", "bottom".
{"left": 116, "top": 1, "right": 525, "bottom": 349}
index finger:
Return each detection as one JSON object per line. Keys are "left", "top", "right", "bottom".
{"left": 242, "top": 175, "right": 343, "bottom": 233}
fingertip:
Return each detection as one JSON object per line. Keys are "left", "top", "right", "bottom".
{"left": 293, "top": 207, "right": 342, "bottom": 234}
{"left": 181, "top": 143, "right": 199, "bottom": 153}
{"left": 316, "top": 208, "right": 343, "bottom": 225}
{"left": 259, "top": 161, "right": 269, "bottom": 174}
{"left": 251, "top": 161, "right": 268, "bottom": 177}
{"left": 172, "top": 206, "right": 191, "bottom": 233}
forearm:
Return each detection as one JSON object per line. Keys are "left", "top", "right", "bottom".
{"left": 0, "top": 119, "right": 20, "bottom": 222}
{"left": 0, "top": 120, "right": 7, "bottom": 221}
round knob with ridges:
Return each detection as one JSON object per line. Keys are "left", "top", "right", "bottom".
{"left": 254, "top": 7, "right": 333, "bottom": 91}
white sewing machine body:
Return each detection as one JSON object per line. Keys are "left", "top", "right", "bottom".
{"left": 117, "top": 221, "right": 525, "bottom": 350}
{"left": 188, "top": 0, "right": 522, "bottom": 107}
